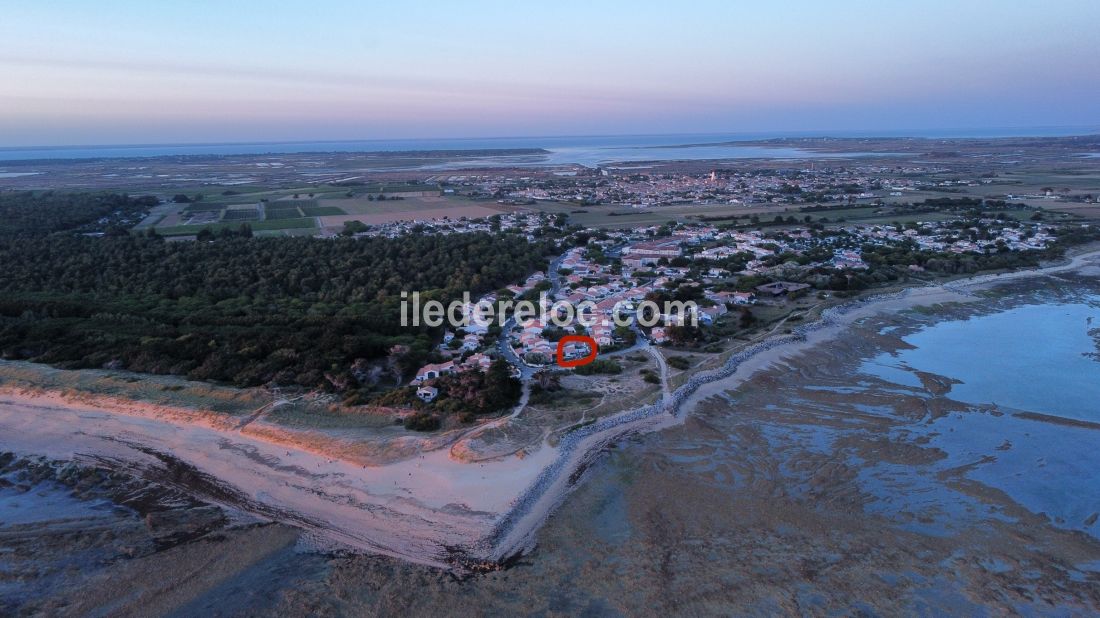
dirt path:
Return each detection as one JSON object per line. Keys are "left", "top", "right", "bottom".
{"left": 233, "top": 395, "right": 305, "bottom": 431}
{"left": 648, "top": 346, "right": 671, "bottom": 406}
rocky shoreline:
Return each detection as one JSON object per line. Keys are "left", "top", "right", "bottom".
{"left": 480, "top": 249, "right": 1100, "bottom": 566}
{"left": 482, "top": 289, "right": 911, "bottom": 562}
{"left": 2, "top": 249, "right": 1097, "bottom": 578}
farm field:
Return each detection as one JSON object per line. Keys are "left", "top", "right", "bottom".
{"left": 528, "top": 191, "right": 1082, "bottom": 229}
{"left": 525, "top": 200, "right": 958, "bottom": 230}
{"left": 1047, "top": 203, "right": 1100, "bottom": 221}
{"left": 527, "top": 201, "right": 796, "bottom": 229}
{"left": 199, "top": 186, "right": 352, "bottom": 204}
{"left": 314, "top": 196, "right": 513, "bottom": 230}
{"left": 265, "top": 207, "right": 307, "bottom": 220}
{"left": 321, "top": 195, "right": 457, "bottom": 215}
{"left": 182, "top": 203, "right": 225, "bottom": 212}
{"left": 221, "top": 206, "right": 260, "bottom": 221}
{"left": 301, "top": 205, "right": 346, "bottom": 216}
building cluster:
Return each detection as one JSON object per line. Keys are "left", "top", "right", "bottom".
{"left": 409, "top": 211, "right": 1067, "bottom": 382}
{"left": 342, "top": 211, "right": 550, "bottom": 240}
{"left": 472, "top": 165, "right": 1001, "bottom": 208}
{"left": 862, "top": 220, "right": 1056, "bottom": 254}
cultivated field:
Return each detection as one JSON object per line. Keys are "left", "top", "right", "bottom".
{"left": 527, "top": 201, "right": 796, "bottom": 229}
{"left": 141, "top": 190, "right": 518, "bottom": 237}
{"left": 316, "top": 196, "right": 512, "bottom": 230}
{"left": 1048, "top": 203, "right": 1100, "bottom": 221}
{"left": 529, "top": 188, "right": 1089, "bottom": 229}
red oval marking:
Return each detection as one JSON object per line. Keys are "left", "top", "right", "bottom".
{"left": 556, "top": 335, "right": 598, "bottom": 367}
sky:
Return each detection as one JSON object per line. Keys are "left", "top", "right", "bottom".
{"left": 1, "top": 0, "right": 1098, "bottom": 146}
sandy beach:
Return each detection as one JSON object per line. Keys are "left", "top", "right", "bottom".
{"left": 0, "top": 389, "right": 556, "bottom": 569}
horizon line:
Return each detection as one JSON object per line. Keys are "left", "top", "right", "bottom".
{"left": 4, "top": 124, "right": 1100, "bottom": 153}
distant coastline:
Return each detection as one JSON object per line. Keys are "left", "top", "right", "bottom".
{"left": 3, "top": 126, "right": 1100, "bottom": 163}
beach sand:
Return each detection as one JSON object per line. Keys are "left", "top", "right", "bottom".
{"left": 1, "top": 248, "right": 1098, "bottom": 592}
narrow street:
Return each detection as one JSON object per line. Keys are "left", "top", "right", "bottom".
{"left": 495, "top": 250, "right": 570, "bottom": 418}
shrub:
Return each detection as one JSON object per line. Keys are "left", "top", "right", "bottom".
{"left": 403, "top": 412, "right": 441, "bottom": 431}
{"left": 573, "top": 358, "right": 622, "bottom": 375}
{"left": 666, "top": 355, "right": 691, "bottom": 370}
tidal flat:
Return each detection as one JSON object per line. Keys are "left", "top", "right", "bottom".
{"left": 266, "top": 263, "right": 1100, "bottom": 615}
{"left": 4, "top": 259, "right": 1100, "bottom": 615}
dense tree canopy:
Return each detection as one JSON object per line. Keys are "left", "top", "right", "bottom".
{"left": 0, "top": 192, "right": 555, "bottom": 390}
{"left": 0, "top": 191, "right": 156, "bottom": 237}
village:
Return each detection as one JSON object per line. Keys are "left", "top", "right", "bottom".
{"left": 402, "top": 208, "right": 1070, "bottom": 405}
{"left": 444, "top": 164, "right": 1038, "bottom": 208}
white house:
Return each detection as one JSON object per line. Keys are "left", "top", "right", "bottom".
{"left": 414, "top": 360, "right": 455, "bottom": 383}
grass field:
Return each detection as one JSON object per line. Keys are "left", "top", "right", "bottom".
{"left": 300, "top": 205, "right": 346, "bottom": 216}
{"left": 323, "top": 196, "right": 456, "bottom": 215}
{"left": 1048, "top": 203, "right": 1100, "bottom": 221}
{"left": 358, "top": 183, "right": 442, "bottom": 194}
{"left": 527, "top": 196, "right": 1072, "bottom": 229}
{"left": 311, "top": 196, "right": 512, "bottom": 229}
{"left": 191, "top": 187, "right": 352, "bottom": 205}
{"left": 182, "top": 203, "right": 226, "bottom": 213}
{"left": 265, "top": 207, "right": 304, "bottom": 220}
{"left": 798, "top": 206, "right": 963, "bottom": 224}
{"left": 221, "top": 209, "right": 260, "bottom": 221}
{"left": 527, "top": 201, "right": 797, "bottom": 229}
{"left": 272, "top": 198, "right": 319, "bottom": 209}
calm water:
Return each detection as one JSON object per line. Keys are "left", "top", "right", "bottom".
{"left": 2, "top": 126, "right": 1097, "bottom": 163}
{"left": 0, "top": 133, "right": 806, "bottom": 161}
{"left": 0, "top": 133, "right": 867, "bottom": 165}
{"left": 859, "top": 296, "right": 1100, "bottom": 536}
{"left": 864, "top": 298, "right": 1100, "bottom": 422}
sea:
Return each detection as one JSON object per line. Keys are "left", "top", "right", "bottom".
{"left": 1, "top": 126, "right": 1098, "bottom": 165}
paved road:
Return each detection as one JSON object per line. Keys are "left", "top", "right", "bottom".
{"left": 493, "top": 248, "right": 676, "bottom": 423}
{"left": 496, "top": 250, "right": 569, "bottom": 380}
{"left": 497, "top": 316, "right": 536, "bottom": 379}
{"left": 547, "top": 251, "right": 566, "bottom": 295}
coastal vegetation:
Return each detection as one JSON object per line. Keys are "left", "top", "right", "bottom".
{"left": 0, "top": 191, "right": 156, "bottom": 237}
{"left": 572, "top": 358, "right": 623, "bottom": 375}
{"left": 363, "top": 358, "right": 522, "bottom": 429}
{"left": 0, "top": 192, "right": 556, "bottom": 391}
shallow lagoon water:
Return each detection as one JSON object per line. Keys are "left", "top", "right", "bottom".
{"left": 863, "top": 297, "right": 1100, "bottom": 422}
{"left": 922, "top": 409, "right": 1100, "bottom": 536}
{"left": 856, "top": 295, "right": 1100, "bottom": 538}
